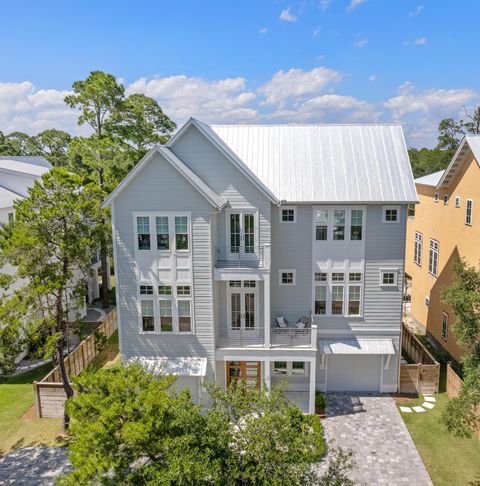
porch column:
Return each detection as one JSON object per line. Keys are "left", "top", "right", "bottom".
{"left": 264, "top": 359, "right": 271, "bottom": 392}
{"left": 264, "top": 273, "right": 271, "bottom": 347}
{"left": 309, "top": 357, "right": 316, "bottom": 414}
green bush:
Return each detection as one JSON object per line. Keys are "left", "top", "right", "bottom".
{"left": 315, "top": 390, "right": 326, "bottom": 409}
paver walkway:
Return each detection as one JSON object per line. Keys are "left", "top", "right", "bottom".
{"left": 321, "top": 393, "right": 433, "bottom": 485}
{"left": 0, "top": 447, "right": 71, "bottom": 485}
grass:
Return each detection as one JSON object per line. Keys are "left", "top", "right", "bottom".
{"left": 88, "top": 330, "right": 120, "bottom": 371}
{"left": 0, "top": 363, "right": 65, "bottom": 456}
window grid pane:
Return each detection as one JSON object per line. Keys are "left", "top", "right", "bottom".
{"left": 281, "top": 272, "right": 294, "bottom": 284}
{"left": 315, "top": 209, "right": 328, "bottom": 240}
{"left": 333, "top": 210, "right": 345, "bottom": 240}
{"left": 348, "top": 285, "right": 361, "bottom": 316}
{"left": 282, "top": 209, "right": 295, "bottom": 222}
{"left": 331, "top": 285, "right": 344, "bottom": 314}
{"left": 141, "top": 300, "right": 154, "bottom": 332}
{"left": 178, "top": 300, "right": 191, "bottom": 333}
{"left": 158, "top": 285, "right": 172, "bottom": 295}
{"left": 176, "top": 285, "right": 191, "bottom": 296}
{"left": 349, "top": 272, "right": 362, "bottom": 282}
{"left": 331, "top": 272, "right": 345, "bottom": 282}
{"left": 315, "top": 286, "right": 327, "bottom": 315}
{"left": 156, "top": 216, "right": 169, "bottom": 250}
{"left": 159, "top": 300, "right": 173, "bottom": 332}
{"left": 175, "top": 216, "right": 189, "bottom": 250}
{"left": 315, "top": 272, "right": 328, "bottom": 281}
{"left": 140, "top": 285, "right": 153, "bottom": 295}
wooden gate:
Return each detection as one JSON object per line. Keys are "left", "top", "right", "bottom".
{"left": 399, "top": 363, "right": 440, "bottom": 394}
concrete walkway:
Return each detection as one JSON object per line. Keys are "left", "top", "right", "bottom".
{"left": 0, "top": 447, "right": 71, "bottom": 485}
{"left": 321, "top": 393, "right": 433, "bottom": 485}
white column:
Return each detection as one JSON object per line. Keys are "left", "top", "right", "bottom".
{"left": 263, "top": 273, "right": 271, "bottom": 348}
{"left": 264, "top": 359, "right": 271, "bottom": 392}
{"left": 309, "top": 357, "right": 316, "bottom": 414}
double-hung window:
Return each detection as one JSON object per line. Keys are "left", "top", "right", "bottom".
{"left": 331, "top": 285, "right": 344, "bottom": 315}
{"left": 466, "top": 199, "right": 473, "bottom": 226}
{"left": 159, "top": 300, "right": 173, "bottom": 332}
{"left": 315, "top": 285, "right": 327, "bottom": 315}
{"left": 137, "top": 216, "right": 151, "bottom": 250}
{"left": 178, "top": 300, "right": 191, "bottom": 332}
{"left": 175, "top": 216, "right": 189, "bottom": 250}
{"left": 414, "top": 232, "right": 422, "bottom": 266}
{"left": 156, "top": 216, "right": 169, "bottom": 250}
{"left": 141, "top": 300, "right": 154, "bottom": 332}
{"left": 441, "top": 312, "right": 448, "bottom": 340}
{"left": 333, "top": 210, "right": 345, "bottom": 240}
{"left": 428, "top": 239, "right": 439, "bottom": 277}
{"left": 350, "top": 210, "right": 363, "bottom": 240}
{"left": 315, "top": 209, "right": 328, "bottom": 240}
{"left": 348, "top": 285, "right": 361, "bottom": 316}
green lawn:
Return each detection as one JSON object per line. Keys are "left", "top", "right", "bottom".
{"left": 400, "top": 392, "right": 480, "bottom": 486}
{"left": 0, "top": 363, "right": 65, "bottom": 456}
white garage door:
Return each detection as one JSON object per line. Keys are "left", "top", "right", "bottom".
{"left": 327, "top": 355, "right": 382, "bottom": 392}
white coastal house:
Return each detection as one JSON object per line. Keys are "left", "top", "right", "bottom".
{"left": 103, "top": 119, "right": 417, "bottom": 413}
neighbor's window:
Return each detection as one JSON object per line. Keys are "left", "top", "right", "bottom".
{"left": 280, "top": 270, "right": 296, "bottom": 285}
{"left": 425, "top": 296, "right": 430, "bottom": 307}
{"left": 333, "top": 210, "right": 345, "bottom": 240}
{"left": 159, "top": 300, "right": 173, "bottom": 332}
{"left": 175, "top": 216, "right": 189, "bottom": 250}
{"left": 466, "top": 199, "right": 473, "bottom": 226}
{"left": 350, "top": 209, "right": 363, "bottom": 240}
{"left": 141, "top": 300, "right": 154, "bottom": 332}
{"left": 428, "top": 239, "right": 439, "bottom": 276}
{"left": 414, "top": 232, "right": 422, "bottom": 266}
{"left": 441, "top": 312, "right": 449, "bottom": 341}
{"left": 381, "top": 271, "right": 397, "bottom": 286}
{"left": 156, "top": 216, "right": 169, "bottom": 250}
{"left": 348, "top": 286, "right": 361, "bottom": 316}
{"left": 140, "top": 285, "right": 153, "bottom": 295}
{"left": 137, "top": 216, "right": 151, "bottom": 250}
{"left": 280, "top": 207, "right": 296, "bottom": 223}
{"left": 315, "top": 209, "right": 328, "bottom": 240}
{"left": 455, "top": 196, "right": 461, "bottom": 208}
{"left": 331, "top": 285, "right": 344, "bottom": 315}
{"left": 443, "top": 194, "right": 449, "bottom": 205}
{"left": 315, "top": 286, "right": 327, "bottom": 315}
{"left": 178, "top": 300, "right": 191, "bottom": 332}
{"left": 434, "top": 193, "right": 439, "bottom": 203}
{"left": 407, "top": 204, "right": 415, "bottom": 218}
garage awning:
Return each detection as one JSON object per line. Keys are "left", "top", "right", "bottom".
{"left": 320, "top": 338, "right": 395, "bottom": 355}
{"left": 128, "top": 356, "right": 207, "bottom": 377}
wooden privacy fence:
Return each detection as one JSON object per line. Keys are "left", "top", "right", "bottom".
{"left": 33, "top": 308, "right": 117, "bottom": 418}
{"left": 399, "top": 323, "right": 440, "bottom": 395}
{"left": 446, "top": 363, "right": 480, "bottom": 439}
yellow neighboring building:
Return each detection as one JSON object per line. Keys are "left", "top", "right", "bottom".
{"left": 405, "top": 136, "right": 480, "bottom": 361}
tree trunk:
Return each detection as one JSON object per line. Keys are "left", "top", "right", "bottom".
{"left": 100, "top": 233, "right": 109, "bottom": 308}
{"left": 56, "top": 340, "right": 74, "bottom": 432}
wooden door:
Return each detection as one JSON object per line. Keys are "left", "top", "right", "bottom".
{"left": 226, "top": 361, "right": 261, "bottom": 389}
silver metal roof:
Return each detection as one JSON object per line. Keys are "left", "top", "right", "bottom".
{"left": 0, "top": 156, "right": 51, "bottom": 169}
{"left": 319, "top": 338, "right": 395, "bottom": 355}
{"left": 415, "top": 170, "right": 445, "bottom": 187}
{"left": 208, "top": 123, "right": 418, "bottom": 203}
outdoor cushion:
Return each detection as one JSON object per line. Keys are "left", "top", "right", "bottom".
{"left": 296, "top": 316, "right": 310, "bottom": 328}
{"left": 276, "top": 316, "right": 288, "bottom": 328}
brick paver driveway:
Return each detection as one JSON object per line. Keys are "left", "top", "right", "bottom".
{"left": 0, "top": 447, "right": 71, "bottom": 485}
{"left": 322, "top": 393, "right": 432, "bottom": 486}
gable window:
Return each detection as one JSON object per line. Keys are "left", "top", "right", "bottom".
{"left": 175, "top": 216, "right": 189, "bottom": 250}
{"left": 331, "top": 286, "right": 344, "bottom": 314}
{"left": 140, "top": 300, "right": 154, "bottom": 332}
{"left": 414, "top": 232, "right": 422, "bottom": 266}
{"left": 434, "top": 193, "right": 439, "bottom": 203}
{"left": 314, "top": 286, "right": 327, "bottom": 315}
{"left": 333, "top": 210, "right": 345, "bottom": 240}
{"left": 279, "top": 270, "right": 296, "bottom": 286}
{"left": 159, "top": 300, "right": 173, "bottom": 332}
{"left": 428, "top": 239, "right": 439, "bottom": 277}
{"left": 178, "top": 300, "right": 191, "bottom": 332}
{"left": 136, "top": 216, "right": 151, "bottom": 250}
{"left": 455, "top": 196, "right": 461, "bottom": 208}
{"left": 156, "top": 216, "right": 169, "bottom": 250}
{"left": 176, "top": 285, "right": 191, "bottom": 296}
{"left": 443, "top": 194, "right": 449, "bottom": 205}
{"left": 315, "top": 209, "right": 328, "bottom": 240}
{"left": 441, "top": 312, "right": 449, "bottom": 341}
{"left": 280, "top": 206, "right": 296, "bottom": 223}
{"left": 140, "top": 285, "right": 153, "bottom": 295}
{"left": 350, "top": 209, "right": 363, "bottom": 240}
{"left": 348, "top": 286, "right": 361, "bottom": 316}
{"left": 380, "top": 270, "right": 397, "bottom": 286}
{"left": 466, "top": 199, "right": 473, "bottom": 226}
{"left": 383, "top": 206, "right": 399, "bottom": 223}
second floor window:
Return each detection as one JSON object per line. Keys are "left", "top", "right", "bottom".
{"left": 331, "top": 285, "right": 344, "bottom": 314}
{"left": 414, "top": 232, "right": 422, "bottom": 266}
{"left": 175, "top": 216, "right": 189, "bottom": 250}
{"left": 348, "top": 285, "right": 361, "bottom": 316}
{"left": 350, "top": 210, "right": 363, "bottom": 240}
{"left": 156, "top": 216, "right": 169, "bottom": 250}
{"left": 466, "top": 199, "right": 473, "bottom": 226}
{"left": 137, "top": 216, "right": 151, "bottom": 250}
{"left": 315, "top": 209, "right": 328, "bottom": 240}
{"left": 429, "top": 239, "right": 439, "bottom": 276}
{"left": 141, "top": 300, "right": 154, "bottom": 332}
{"left": 315, "top": 208, "right": 364, "bottom": 242}
{"left": 333, "top": 210, "right": 345, "bottom": 240}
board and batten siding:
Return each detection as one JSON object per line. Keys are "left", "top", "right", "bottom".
{"left": 112, "top": 151, "right": 216, "bottom": 376}
{"left": 169, "top": 125, "right": 272, "bottom": 251}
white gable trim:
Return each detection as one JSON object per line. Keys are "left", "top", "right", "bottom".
{"left": 101, "top": 145, "right": 226, "bottom": 209}
{"left": 166, "top": 118, "right": 279, "bottom": 205}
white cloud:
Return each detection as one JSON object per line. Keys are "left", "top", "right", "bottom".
{"left": 318, "top": 0, "right": 332, "bottom": 10}
{"left": 369, "top": 74, "right": 377, "bottom": 81}
{"left": 259, "top": 27, "right": 268, "bottom": 34}
{"left": 353, "top": 39, "right": 368, "bottom": 48}
{"left": 409, "top": 5, "right": 424, "bottom": 17}
{"left": 347, "top": 0, "right": 366, "bottom": 13}
{"left": 312, "top": 27, "right": 322, "bottom": 37}
{"left": 279, "top": 7, "right": 298, "bottom": 22}
{"left": 415, "top": 37, "right": 427, "bottom": 45}
{"left": 257, "top": 67, "right": 343, "bottom": 107}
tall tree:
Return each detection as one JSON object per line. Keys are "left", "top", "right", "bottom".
{"left": 65, "top": 71, "right": 125, "bottom": 308}
{"left": 464, "top": 105, "right": 480, "bottom": 135}
{"left": 32, "top": 129, "right": 71, "bottom": 166}
{"left": 442, "top": 258, "right": 480, "bottom": 437}
{"left": 107, "top": 93, "right": 176, "bottom": 155}
{"left": 4, "top": 131, "right": 38, "bottom": 156}
{"left": 0, "top": 169, "right": 96, "bottom": 429}
{"left": 437, "top": 118, "right": 465, "bottom": 155}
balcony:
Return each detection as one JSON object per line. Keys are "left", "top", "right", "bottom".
{"left": 217, "top": 326, "right": 265, "bottom": 348}
{"left": 271, "top": 327, "right": 314, "bottom": 348}
{"left": 214, "top": 244, "right": 271, "bottom": 270}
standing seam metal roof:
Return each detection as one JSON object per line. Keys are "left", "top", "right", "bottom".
{"left": 208, "top": 124, "right": 417, "bottom": 203}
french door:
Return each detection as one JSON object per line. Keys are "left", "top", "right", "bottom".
{"left": 228, "top": 282, "right": 257, "bottom": 335}
{"left": 226, "top": 361, "right": 261, "bottom": 389}
{"left": 228, "top": 210, "right": 256, "bottom": 259}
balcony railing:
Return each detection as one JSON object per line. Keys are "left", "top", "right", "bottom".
{"left": 215, "top": 243, "right": 271, "bottom": 269}
{"left": 217, "top": 326, "right": 265, "bottom": 348}
{"left": 271, "top": 327, "right": 313, "bottom": 347}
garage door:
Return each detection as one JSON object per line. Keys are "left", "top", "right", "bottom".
{"left": 327, "top": 355, "right": 382, "bottom": 392}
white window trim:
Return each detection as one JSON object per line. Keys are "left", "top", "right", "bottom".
{"left": 434, "top": 192, "right": 439, "bottom": 203}
{"left": 466, "top": 199, "right": 473, "bottom": 226}
{"left": 313, "top": 206, "right": 366, "bottom": 243}
{"left": 279, "top": 205, "right": 297, "bottom": 224}
{"left": 428, "top": 239, "right": 439, "bottom": 277}
{"left": 442, "top": 312, "right": 449, "bottom": 341}
{"left": 279, "top": 269, "right": 297, "bottom": 286}
{"left": 382, "top": 205, "right": 401, "bottom": 223}
{"left": 379, "top": 268, "right": 398, "bottom": 287}
{"left": 346, "top": 284, "right": 363, "bottom": 317}
{"left": 272, "top": 361, "right": 309, "bottom": 377}
{"left": 139, "top": 298, "right": 155, "bottom": 334}
{"left": 414, "top": 231, "right": 422, "bottom": 266}
{"left": 443, "top": 194, "right": 449, "bottom": 205}
{"left": 455, "top": 196, "right": 461, "bottom": 208}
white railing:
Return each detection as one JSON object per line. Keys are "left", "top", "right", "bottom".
{"left": 270, "top": 313, "right": 317, "bottom": 349}
{"left": 215, "top": 243, "right": 271, "bottom": 269}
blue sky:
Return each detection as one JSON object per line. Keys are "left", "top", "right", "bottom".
{"left": 1, "top": 0, "right": 479, "bottom": 147}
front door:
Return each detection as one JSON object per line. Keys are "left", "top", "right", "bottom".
{"left": 228, "top": 281, "right": 258, "bottom": 336}
{"left": 228, "top": 211, "right": 256, "bottom": 260}
{"left": 226, "top": 361, "right": 261, "bottom": 389}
